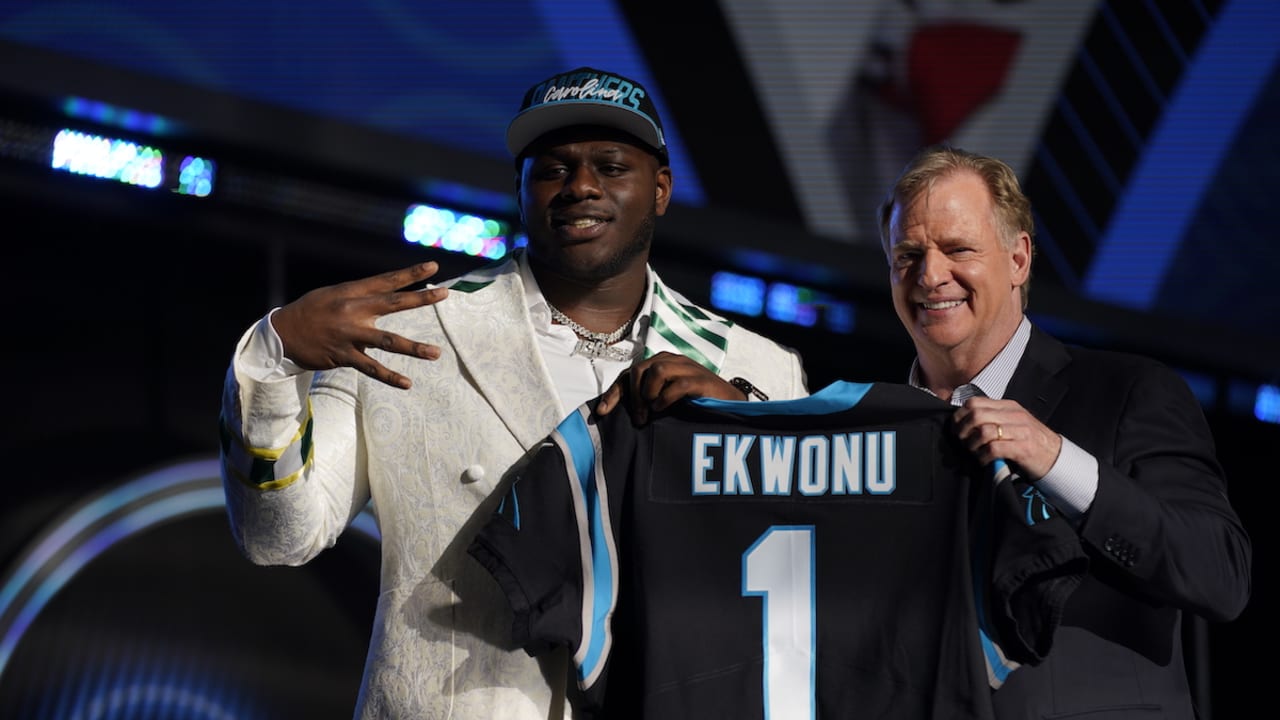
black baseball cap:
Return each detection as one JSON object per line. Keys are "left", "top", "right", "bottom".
{"left": 506, "top": 66, "right": 668, "bottom": 163}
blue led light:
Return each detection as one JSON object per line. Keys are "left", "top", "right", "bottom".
{"left": 403, "top": 203, "right": 515, "bottom": 259}
{"left": 1255, "top": 384, "right": 1280, "bottom": 424}
{"left": 62, "top": 96, "right": 172, "bottom": 135}
{"left": 50, "top": 129, "right": 164, "bottom": 188}
{"left": 768, "top": 283, "right": 818, "bottom": 327}
{"left": 711, "top": 271, "right": 854, "bottom": 333}
{"left": 711, "top": 271, "right": 766, "bottom": 316}
{"left": 176, "top": 156, "right": 216, "bottom": 196}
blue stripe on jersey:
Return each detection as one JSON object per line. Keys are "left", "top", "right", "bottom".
{"left": 981, "top": 628, "right": 1012, "bottom": 687}
{"left": 691, "top": 380, "right": 875, "bottom": 416}
{"left": 495, "top": 488, "right": 520, "bottom": 530}
{"left": 991, "top": 458, "right": 1012, "bottom": 484}
{"left": 975, "top": 459, "right": 1020, "bottom": 687}
{"left": 557, "top": 409, "right": 616, "bottom": 686}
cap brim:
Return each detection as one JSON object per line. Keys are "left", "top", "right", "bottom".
{"left": 506, "top": 101, "right": 665, "bottom": 159}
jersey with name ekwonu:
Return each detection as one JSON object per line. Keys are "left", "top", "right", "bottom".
{"left": 467, "top": 381, "right": 1088, "bottom": 720}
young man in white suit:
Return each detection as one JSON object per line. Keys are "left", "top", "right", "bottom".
{"left": 217, "top": 66, "right": 808, "bottom": 719}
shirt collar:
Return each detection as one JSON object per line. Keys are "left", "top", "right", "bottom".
{"left": 518, "top": 251, "right": 653, "bottom": 343}
{"left": 909, "top": 316, "right": 1031, "bottom": 400}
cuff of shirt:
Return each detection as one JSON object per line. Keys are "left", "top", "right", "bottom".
{"left": 1033, "top": 436, "right": 1098, "bottom": 521}
{"left": 236, "top": 307, "right": 306, "bottom": 382}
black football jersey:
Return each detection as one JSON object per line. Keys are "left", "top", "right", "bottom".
{"left": 468, "top": 381, "right": 1087, "bottom": 719}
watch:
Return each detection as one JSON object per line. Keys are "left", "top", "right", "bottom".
{"left": 729, "top": 376, "right": 769, "bottom": 402}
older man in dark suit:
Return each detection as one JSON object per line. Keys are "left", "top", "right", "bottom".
{"left": 877, "top": 143, "right": 1252, "bottom": 719}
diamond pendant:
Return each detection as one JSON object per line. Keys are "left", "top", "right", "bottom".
{"left": 574, "top": 338, "right": 634, "bottom": 362}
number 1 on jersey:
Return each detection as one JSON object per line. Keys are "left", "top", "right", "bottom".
{"left": 742, "top": 526, "right": 817, "bottom": 720}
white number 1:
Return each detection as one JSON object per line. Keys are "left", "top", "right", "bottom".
{"left": 742, "top": 526, "right": 817, "bottom": 720}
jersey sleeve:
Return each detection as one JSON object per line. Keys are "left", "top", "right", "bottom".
{"left": 467, "top": 437, "right": 585, "bottom": 655}
{"left": 467, "top": 404, "right": 625, "bottom": 712}
{"left": 981, "top": 465, "right": 1090, "bottom": 668}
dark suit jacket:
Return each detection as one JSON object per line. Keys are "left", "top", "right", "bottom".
{"left": 991, "top": 325, "right": 1252, "bottom": 719}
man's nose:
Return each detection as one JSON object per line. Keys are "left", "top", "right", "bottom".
{"left": 560, "top": 165, "right": 603, "bottom": 199}
{"left": 916, "top": 248, "right": 949, "bottom": 288}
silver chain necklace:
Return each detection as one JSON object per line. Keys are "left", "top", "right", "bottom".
{"left": 546, "top": 301, "right": 638, "bottom": 362}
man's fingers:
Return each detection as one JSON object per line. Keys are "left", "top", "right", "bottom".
{"left": 651, "top": 375, "right": 701, "bottom": 412}
{"left": 378, "top": 369, "right": 412, "bottom": 390}
{"left": 365, "top": 329, "right": 443, "bottom": 361}
{"left": 380, "top": 261, "right": 441, "bottom": 292}
{"left": 351, "top": 354, "right": 413, "bottom": 390}
{"left": 421, "top": 286, "right": 449, "bottom": 303}
{"left": 384, "top": 285, "right": 448, "bottom": 312}
{"left": 596, "top": 384, "right": 623, "bottom": 415}
{"left": 632, "top": 365, "right": 671, "bottom": 410}
{"left": 355, "top": 334, "right": 442, "bottom": 388}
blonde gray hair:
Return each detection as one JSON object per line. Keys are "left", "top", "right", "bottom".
{"left": 877, "top": 144, "right": 1036, "bottom": 309}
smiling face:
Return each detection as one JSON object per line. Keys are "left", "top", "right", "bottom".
{"left": 516, "top": 125, "right": 672, "bottom": 288}
{"left": 886, "top": 169, "right": 1031, "bottom": 387}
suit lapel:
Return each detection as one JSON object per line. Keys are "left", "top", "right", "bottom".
{"left": 436, "top": 257, "right": 563, "bottom": 450}
{"left": 1004, "top": 325, "right": 1070, "bottom": 424}
{"left": 642, "top": 272, "right": 733, "bottom": 374}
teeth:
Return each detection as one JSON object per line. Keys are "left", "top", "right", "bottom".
{"left": 568, "top": 218, "right": 600, "bottom": 228}
{"left": 922, "top": 300, "right": 963, "bottom": 310}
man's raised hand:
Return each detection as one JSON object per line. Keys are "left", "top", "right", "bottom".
{"left": 270, "top": 261, "right": 449, "bottom": 389}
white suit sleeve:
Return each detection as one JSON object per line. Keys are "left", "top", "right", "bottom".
{"left": 219, "top": 312, "right": 367, "bottom": 567}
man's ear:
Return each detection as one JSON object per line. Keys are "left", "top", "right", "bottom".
{"left": 654, "top": 166, "right": 673, "bottom": 217}
{"left": 1010, "top": 231, "right": 1032, "bottom": 285}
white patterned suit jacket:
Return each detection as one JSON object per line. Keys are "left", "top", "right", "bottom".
{"left": 218, "top": 252, "right": 808, "bottom": 719}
